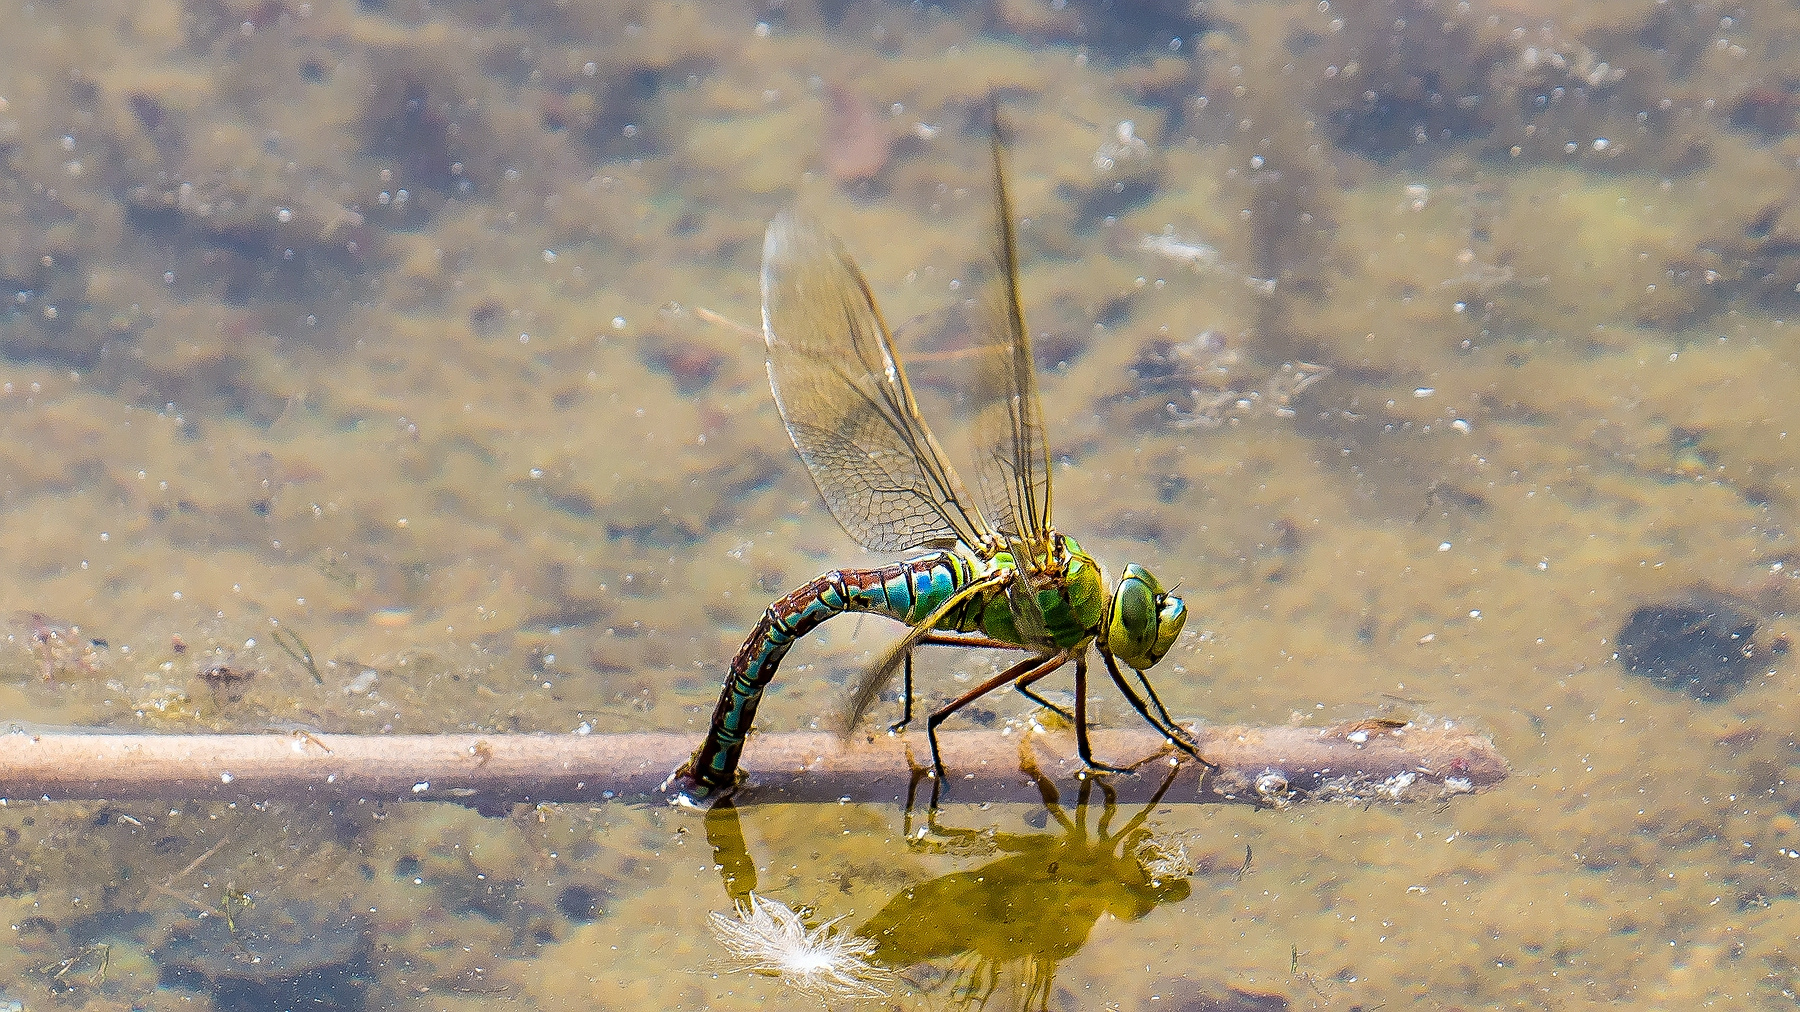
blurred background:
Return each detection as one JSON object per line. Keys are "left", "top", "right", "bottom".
{"left": 2, "top": 0, "right": 1800, "bottom": 1007}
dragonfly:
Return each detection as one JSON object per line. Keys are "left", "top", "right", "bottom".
{"left": 680, "top": 105, "right": 1203, "bottom": 796}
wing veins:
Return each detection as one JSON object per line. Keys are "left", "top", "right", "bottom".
{"left": 805, "top": 316, "right": 982, "bottom": 544}
{"left": 762, "top": 211, "right": 991, "bottom": 553}
{"left": 962, "top": 100, "right": 1054, "bottom": 565}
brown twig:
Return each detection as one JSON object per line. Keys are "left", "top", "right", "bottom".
{"left": 0, "top": 721, "right": 1504, "bottom": 807}
{"left": 140, "top": 837, "right": 228, "bottom": 915}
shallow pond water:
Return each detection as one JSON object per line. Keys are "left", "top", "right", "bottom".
{"left": 3, "top": 0, "right": 1800, "bottom": 1008}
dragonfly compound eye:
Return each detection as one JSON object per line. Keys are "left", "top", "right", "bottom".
{"left": 1110, "top": 563, "right": 1181, "bottom": 669}
{"left": 1152, "top": 592, "right": 1187, "bottom": 664}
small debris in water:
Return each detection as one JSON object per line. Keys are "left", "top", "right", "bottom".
{"left": 708, "top": 893, "right": 889, "bottom": 999}
{"left": 198, "top": 662, "right": 255, "bottom": 685}
{"left": 1140, "top": 230, "right": 1220, "bottom": 269}
{"left": 1094, "top": 119, "right": 1149, "bottom": 173}
{"left": 1134, "top": 835, "right": 1201, "bottom": 885}
{"left": 1253, "top": 769, "right": 1293, "bottom": 808}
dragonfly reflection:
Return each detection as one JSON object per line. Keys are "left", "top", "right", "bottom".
{"left": 703, "top": 759, "right": 1194, "bottom": 1010}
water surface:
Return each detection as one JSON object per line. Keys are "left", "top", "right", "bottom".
{"left": 2, "top": 0, "right": 1799, "bottom": 1007}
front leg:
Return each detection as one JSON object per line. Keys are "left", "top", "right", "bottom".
{"left": 1099, "top": 649, "right": 1214, "bottom": 771}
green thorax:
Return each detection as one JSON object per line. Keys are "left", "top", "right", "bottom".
{"left": 946, "top": 534, "right": 1108, "bottom": 651}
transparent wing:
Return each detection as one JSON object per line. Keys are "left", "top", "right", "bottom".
{"left": 965, "top": 106, "right": 1054, "bottom": 561}
{"left": 761, "top": 212, "right": 990, "bottom": 553}
{"left": 960, "top": 105, "right": 1055, "bottom": 644}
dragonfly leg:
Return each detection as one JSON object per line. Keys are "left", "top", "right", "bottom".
{"left": 1015, "top": 683, "right": 1072, "bottom": 720}
{"left": 1012, "top": 654, "right": 1074, "bottom": 719}
{"left": 1100, "top": 650, "right": 1215, "bottom": 771}
{"left": 917, "top": 631, "right": 1069, "bottom": 715}
{"left": 889, "top": 652, "right": 916, "bottom": 734}
{"left": 1132, "top": 666, "right": 1207, "bottom": 756}
{"left": 900, "top": 626, "right": 1044, "bottom": 727}
{"left": 913, "top": 632, "right": 1021, "bottom": 651}
{"left": 1098, "top": 648, "right": 1185, "bottom": 744}
{"left": 925, "top": 652, "right": 1064, "bottom": 782}
{"left": 1104, "top": 652, "right": 1198, "bottom": 758}
{"left": 1072, "top": 653, "right": 1134, "bottom": 775}
{"left": 894, "top": 632, "right": 1031, "bottom": 732}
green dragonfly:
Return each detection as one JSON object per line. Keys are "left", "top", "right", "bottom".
{"left": 681, "top": 106, "right": 1202, "bottom": 796}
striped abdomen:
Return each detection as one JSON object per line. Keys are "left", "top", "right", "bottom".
{"left": 684, "top": 551, "right": 990, "bottom": 791}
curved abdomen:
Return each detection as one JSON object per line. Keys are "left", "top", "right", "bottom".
{"left": 684, "top": 551, "right": 984, "bottom": 791}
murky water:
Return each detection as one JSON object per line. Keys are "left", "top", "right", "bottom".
{"left": 3, "top": 0, "right": 1799, "bottom": 1007}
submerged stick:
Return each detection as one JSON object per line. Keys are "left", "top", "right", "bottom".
{"left": 0, "top": 720, "right": 1503, "bottom": 808}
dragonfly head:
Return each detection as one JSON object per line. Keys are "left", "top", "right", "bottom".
{"left": 1106, "top": 563, "right": 1187, "bottom": 670}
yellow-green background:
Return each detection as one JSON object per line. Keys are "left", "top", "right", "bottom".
{"left": 3, "top": 0, "right": 1800, "bottom": 1007}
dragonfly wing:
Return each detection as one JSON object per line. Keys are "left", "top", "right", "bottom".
{"left": 761, "top": 212, "right": 988, "bottom": 553}
{"left": 964, "top": 104, "right": 1054, "bottom": 561}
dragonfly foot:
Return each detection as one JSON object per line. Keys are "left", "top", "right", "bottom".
{"left": 926, "top": 756, "right": 952, "bottom": 796}
{"left": 1160, "top": 725, "right": 1218, "bottom": 772}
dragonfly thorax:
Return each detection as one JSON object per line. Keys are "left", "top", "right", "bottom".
{"left": 996, "top": 537, "right": 1186, "bottom": 670}
{"left": 952, "top": 532, "right": 1096, "bottom": 651}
